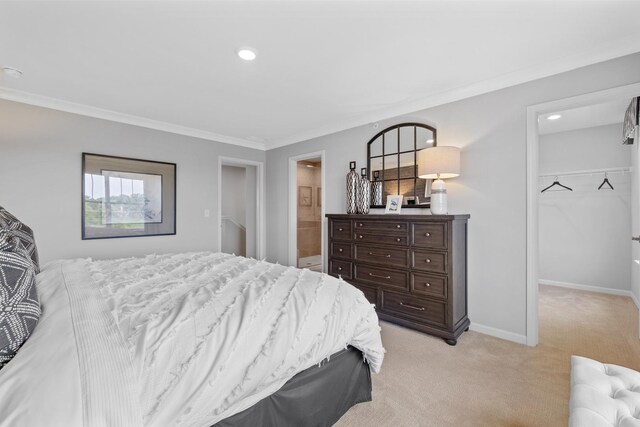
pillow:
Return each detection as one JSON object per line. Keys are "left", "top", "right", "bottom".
{"left": 0, "top": 206, "right": 40, "bottom": 274}
{"left": 0, "top": 230, "right": 41, "bottom": 368}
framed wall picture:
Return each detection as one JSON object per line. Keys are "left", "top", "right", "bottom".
{"left": 298, "top": 186, "right": 312, "bottom": 206}
{"left": 385, "top": 195, "right": 403, "bottom": 214}
{"left": 317, "top": 187, "right": 322, "bottom": 207}
{"left": 82, "top": 153, "right": 176, "bottom": 239}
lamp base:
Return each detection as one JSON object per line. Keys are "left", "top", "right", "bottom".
{"left": 430, "top": 179, "right": 448, "bottom": 215}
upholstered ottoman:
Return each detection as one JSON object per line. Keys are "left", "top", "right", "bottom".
{"left": 570, "top": 356, "right": 640, "bottom": 426}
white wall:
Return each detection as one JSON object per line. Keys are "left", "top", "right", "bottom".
{"left": 265, "top": 52, "right": 640, "bottom": 342}
{"left": 539, "top": 124, "right": 631, "bottom": 291}
{"left": 0, "top": 100, "right": 265, "bottom": 263}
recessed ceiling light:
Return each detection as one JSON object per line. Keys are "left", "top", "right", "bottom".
{"left": 547, "top": 114, "right": 562, "bottom": 121}
{"left": 237, "top": 48, "right": 256, "bottom": 61}
{"left": 1, "top": 66, "right": 23, "bottom": 78}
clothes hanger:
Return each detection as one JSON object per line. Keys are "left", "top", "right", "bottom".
{"left": 598, "top": 172, "right": 614, "bottom": 190}
{"left": 541, "top": 176, "right": 573, "bottom": 193}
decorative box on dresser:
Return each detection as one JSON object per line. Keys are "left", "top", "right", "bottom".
{"left": 326, "top": 214, "right": 470, "bottom": 345}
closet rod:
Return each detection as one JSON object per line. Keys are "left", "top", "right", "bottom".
{"left": 539, "top": 167, "right": 631, "bottom": 178}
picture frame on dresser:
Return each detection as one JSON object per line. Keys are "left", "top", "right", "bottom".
{"left": 385, "top": 195, "right": 403, "bottom": 214}
{"left": 326, "top": 213, "right": 470, "bottom": 345}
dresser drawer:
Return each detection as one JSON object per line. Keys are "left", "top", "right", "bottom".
{"left": 411, "top": 250, "right": 447, "bottom": 274}
{"left": 329, "top": 259, "right": 352, "bottom": 279}
{"left": 355, "top": 244, "right": 409, "bottom": 268}
{"left": 354, "top": 220, "right": 408, "bottom": 233}
{"left": 412, "top": 223, "right": 447, "bottom": 249}
{"left": 381, "top": 290, "right": 446, "bottom": 327}
{"left": 355, "top": 233, "right": 408, "bottom": 246}
{"left": 355, "top": 264, "right": 409, "bottom": 290}
{"left": 354, "top": 283, "right": 377, "bottom": 305}
{"left": 411, "top": 272, "right": 447, "bottom": 299}
{"left": 331, "top": 242, "right": 353, "bottom": 259}
{"left": 331, "top": 220, "right": 352, "bottom": 241}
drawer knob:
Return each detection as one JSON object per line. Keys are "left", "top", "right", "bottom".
{"left": 425, "top": 282, "right": 431, "bottom": 287}
{"left": 369, "top": 272, "right": 391, "bottom": 280}
{"left": 396, "top": 224, "right": 401, "bottom": 229}
{"left": 399, "top": 302, "right": 426, "bottom": 311}
{"left": 337, "top": 267, "right": 343, "bottom": 271}
{"left": 338, "top": 228, "right": 343, "bottom": 232}
{"left": 369, "top": 252, "right": 391, "bottom": 258}
{"left": 338, "top": 248, "right": 343, "bottom": 252}
{"left": 425, "top": 232, "right": 431, "bottom": 237}
{"left": 396, "top": 238, "right": 401, "bottom": 242}
{"left": 426, "top": 258, "right": 431, "bottom": 263}
{"left": 359, "top": 223, "right": 363, "bottom": 227}
{"left": 359, "top": 235, "right": 363, "bottom": 239}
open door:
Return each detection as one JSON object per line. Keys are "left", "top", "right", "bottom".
{"left": 632, "top": 123, "right": 640, "bottom": 337}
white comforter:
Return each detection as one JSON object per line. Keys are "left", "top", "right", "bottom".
{"left": 0, "top": 252, "right": 384, "bottom": 427}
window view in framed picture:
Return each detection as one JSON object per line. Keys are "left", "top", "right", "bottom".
{"left": 82, "top": 153, "right": 176, "bottom": 239}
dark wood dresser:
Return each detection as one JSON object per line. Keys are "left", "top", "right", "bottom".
{"left": 326, "top": 214, "right": 470, "bottom": 345}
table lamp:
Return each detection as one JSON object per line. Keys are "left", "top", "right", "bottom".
{"left": 417, "top": 146, "right": 461, "bottom": 215}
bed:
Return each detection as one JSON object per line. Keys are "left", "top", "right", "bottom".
{"left": 0, "top": 251, "right": 384, "bottom": 426}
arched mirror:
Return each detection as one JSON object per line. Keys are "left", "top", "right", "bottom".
{"left": 367, "top": 122, "right": 436, "bottom": 208}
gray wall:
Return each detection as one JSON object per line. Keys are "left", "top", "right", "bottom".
{"left": 0, "top": 100, "right": 265, "bottom": 263}
{"left": 539, "top": 124, "right": 631, "bottom": 291}
{"left": 265, "top": 52, "right": 640, "bottom": 341}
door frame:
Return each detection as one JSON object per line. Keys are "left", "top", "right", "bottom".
{"left": 288, "top": 150, "right": 326, "bottom": 271}
{"left": 525, "top": 82, "right": 640, "bottom": 346}
{"left": 217, "top": 156, "right": 266, "bottom": 259}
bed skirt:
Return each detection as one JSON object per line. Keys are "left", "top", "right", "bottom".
{"left": 213, "top": 346, "right": 372, "bottom": 427}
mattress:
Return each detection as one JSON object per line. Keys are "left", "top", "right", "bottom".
{"left": 0, "top": 252, "right": 384, "bottom": 427}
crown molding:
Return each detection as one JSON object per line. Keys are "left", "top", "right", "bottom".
{"left": 266, "top": 39, "right": 640, "bottom": 150}
{"left": 0, "top": 87, "right": 266, "bottom": 151}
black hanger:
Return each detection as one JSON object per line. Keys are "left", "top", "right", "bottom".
{"left": 541, "top": 176, "right": 573, "bottom": 193}
{"left": 598, "top": 173, "right": 614, "bottom": 190}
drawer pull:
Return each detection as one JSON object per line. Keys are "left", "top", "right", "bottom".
{"left": 338, "top": 248, "right": 343, "bottom": 252}
{"left": 337, "top": 267, "right": 343, "bottom": 271}
{"left": 359, "top": 223, "right": 363, "bottom": 227}
{"left": 425, "top": 258, "right": 431, "bottom": 263}
{"left": 359, "top": 235, "right": 363, "bottom": 239}
{"left": 425, "top": 282, "right": 431, "bottom": 287}
{"left": 368, "top": 252, "right": 391, "bottom": 258}
{"left": 338, "top": 228, "right": 344, "bottom": 232}
{"left": 425, "top": 232, "right": 431, "bottom": 237}
{"left": 399, "top": 302, "right": 425, "bottom": 311}
{"left": 368, "top": 272, "right": 391, "bottom": 280}
{"left": 396, "top": 238, "right": 401, "bottom": 242}
{"left": 396, "top": 224, "right": 401, "bottom": 229}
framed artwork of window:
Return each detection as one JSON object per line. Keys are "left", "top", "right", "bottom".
{"left": 82, "top": 153, "right": 176, "bottom": 239}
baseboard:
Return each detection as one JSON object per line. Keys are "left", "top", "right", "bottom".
{"left": 539, "top": 279, "right": 634, "bottom": 298}
{"left": 631, "top": 291, "right": 640, "bottom": 311}
{"left": 468, "top": 322, "right": 527, "bottom": 345}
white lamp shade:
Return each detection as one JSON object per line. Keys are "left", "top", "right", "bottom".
{"left": 417, "top": 146, "right": 461, "bottom": 179}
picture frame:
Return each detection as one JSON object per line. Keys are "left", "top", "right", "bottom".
{"left": 317, "top": 187, "right": 322, "bottom": 207}
{"left": 298, "top": 186, "right": 312, "bottom": 207}
{"left": 82, "top": 153, "right": 176, "bottom": 239}
{"left": 385, "top": 195, "right": 403, "bottom": 214}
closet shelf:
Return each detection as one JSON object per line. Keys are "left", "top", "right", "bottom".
{"left": 539, "top": 167, "right": 631, "bottom": 178}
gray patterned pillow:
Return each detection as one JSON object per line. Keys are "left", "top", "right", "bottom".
{"left": 0, "top": 230, "right": 41, "bottom": 368}
{"left": 0, "top": 206, "right": 40, "bottom": 274}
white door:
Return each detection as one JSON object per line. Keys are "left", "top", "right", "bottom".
{"left": 632, "top": 124, "right": 640, "bottom": 337}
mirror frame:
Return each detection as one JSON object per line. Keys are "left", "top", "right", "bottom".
{"left": 366, "top": 122, "right": 437, "bottom": 209}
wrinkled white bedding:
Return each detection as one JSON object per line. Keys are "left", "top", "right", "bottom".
{"left": 0, "top": 252, "right": 384, "bottom": 427}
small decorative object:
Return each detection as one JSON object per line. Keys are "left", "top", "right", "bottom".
{"left": 356, "top": 167, "right": 371, "bottom": 214}
{"left": 346, "top": 161, "right": 358, "bottom": 214}
{"left": 417, "top": 146, "right": 461, "bottom": 215}
{"left": 385, "top": 195, "right": 403, "bottom": 214}
{"left": 298, "top": 186, "right": 312, "bottom": 206}
{"left": 405, "top": 196, "right": 418, "bottom": 205}
{"left": 82, "top": 153, "right": 176, "bottom": 239}
{"left": 371, "top": 170, "right": 383, "bottom": 206}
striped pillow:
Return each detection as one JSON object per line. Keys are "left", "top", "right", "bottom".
{"left": 0, "top": 206, "right": 40, "bottom": 274}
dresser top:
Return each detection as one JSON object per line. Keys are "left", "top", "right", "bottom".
{"left": 325, "top": 213, "right": 470, "bottom": 220}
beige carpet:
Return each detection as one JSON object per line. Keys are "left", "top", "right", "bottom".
{"left": 337, "top": 285, "right": 640, "bottom": 427}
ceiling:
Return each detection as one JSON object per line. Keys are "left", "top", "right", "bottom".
{"left": 538, "top": 98, "right": 631, "bottom": 135}
{"left": 2, "top": 1, "right": 640, "bottom": 151}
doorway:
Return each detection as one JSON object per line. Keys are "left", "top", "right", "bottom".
{"left": 288, "top": 151, "right": 325, "bottom": 272}
{"left": 218, "top": 157, "right": 265, "bottom": 259}
{"left": 526, "top": 83, "right": 640, "bottom": 346}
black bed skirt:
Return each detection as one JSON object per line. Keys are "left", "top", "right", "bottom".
{"left": 213, "top": 346, "right": 372, "bottom": 427}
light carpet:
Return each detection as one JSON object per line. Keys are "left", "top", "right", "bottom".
{"left": 337, "top": 285, "right": 640, "bottom": 426}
